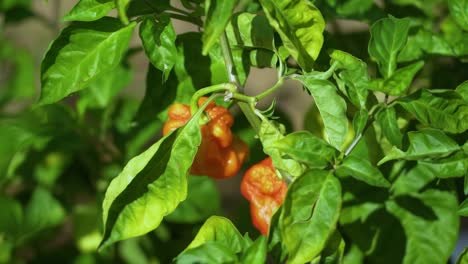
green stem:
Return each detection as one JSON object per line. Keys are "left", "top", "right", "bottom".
{"left": 190, "top": 83, "right": 237, "bottom": 114}
{"left": 255, "top": 78, "right": 285, "bottom": 100}
{"left": 230, "top": 92, "right": 257, "bottom": 105}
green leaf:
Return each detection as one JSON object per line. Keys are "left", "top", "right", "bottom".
{"left": 115, "top": 0, "right": 130, "bottom": 24}
{"left": 176, "top": 241, "right": 238, "bottom": 264}
{"left": 375, "top": 107, "right": 402, "bottom": 147}
{"left": 336, "top": 156, "right": 390, "bottom": 188}
{"left": 397, "top": 89, "right": 468, "bottom": 134}
{"left": 100, "top": 101, "right": 204, "bottom": 248}
{"left": 370, "top": 60, "right": 424, "bottom": 96}
{"left": 259, "top": 0, "right": 325, "bottom": 71}
{"left": 448, "top": 0, "right": 468, "bottom": 31}
{"left": 63, "top": 0, "right": 114, "bottom": 22}
{"left": 202, "top": 0, "right": 238, "bottom": 55}
{"left": 241, "top": 236, "right": 267, "bottom": 264}
{"left": 294, "top": 77, "right": 348, "bottom": 151}
{"left": 456, "top": 81, "right": 468, "bottom": 102}
{"left": 386, "top": 189, "right": 459, "bottom": 264}
{"left": 368, "top": 16, "right": 411, "bottom": 78}
{"left": 39, "top": 17, "right": 135, "bottom": 105}
{"left": 165, "top": 176, "right": 220, "bottom": 223}
{"left": 182, "top": 216, "right": 246, "bottom": 253}
{"left": 457, "top": 247, "right": 468, "bottom": 264}
{"left": 280, "top": 171, "right": 342, "bottom": 264}
{"left": 259, "top": 120, "right": 305, "bottom": 177}
{"left": 378, "top": 129, "right": 459, "bottom": 165}
{"left": 270, "top": 131, "right": 337, "bottom": 169}
{"left": 459, "top": 198, "right": 468, "bottom": 216}
{"left": 418, "top": 152, "right": 468, "bottom": 179}
{"left": 312, "top": 230, "right": 345, "bottom": 264}
{"left": 0, "top": 196, "right": 22, "bottom": 239}
{"left": 330, "top": 49, "right": 369, "bottom": 109}
{"left": 0, "top": 0, "right": 30, "bottom": 11}
{"left": 139, "top": 14, "right": 177, "bottom": 81}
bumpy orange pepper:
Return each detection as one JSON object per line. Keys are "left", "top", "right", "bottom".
{"left": 241, "top": 157, "right": 287, "bottom": 235}
{"left": 163, "top": 97, "right": 248, "bottom": 179}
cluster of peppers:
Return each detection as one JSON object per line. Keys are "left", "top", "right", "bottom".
{"left": 163, "top": 98, "right": 287, "bottom": 235}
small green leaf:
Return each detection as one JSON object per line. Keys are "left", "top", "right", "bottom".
{"left": 294, "top": 77, "right": 348, "bottom": 151}
{"left": 456, "top": 81, "right": 468, "bottom": 102}
{"left": 280, "top": 171, "right": 342, "bottom": 264}
{"left": 370, "top": 61, "right": 424, "bottom": 96}
{"left": 63, "top": 0, "right": 114, "bottom": 22}
{"left": 100, "top": 101, "right": 205, "bottom": 248}
{"left": 39, "top": 18, "right": 135, "bottom": 105}
{"left": 259, "top": 0, "right": 325, "bottom": 71}
{"left": 459, "top": 198, "right": 468, "bottom": 216}
{"left": 448, "top": 0, "right": 468, "bottom": 31}
{"left": 378, "top": 129, "right": 459, "bottom": 165}
{"left": 165, "top": 176, "right": 221, "bottom": 223}
{"left": 457, "top": 247, "right": 468, "bottom": 264}
{"left": 182, "top": 216, "right": 246, "bottom": 253}
{"left": 176, "top": 241, "right": 239, "bottom": 264}
{"left": 398, "top": 89, "right": 468, "bottom": 134}
{"left": 115, "top": 0, "right": 130, "bottom": 25}
{"left": 241, "top": 236, "right": 267, "bottom": 264}
{"left": 270, "top": 131, "right": 337, "bottom": 169}
{"left": 375, "top": 107, "right": 403, "bottom": 147}
{"left": 139, "top": 15, "right": 177, "bottom": 81}
{"left": 202, "top": 0, "right": 238, "bottom": 55}
{"left": 336, "top": 156, "right": 390, "bottom": 188}
{"left": 368, "top": 16, "right": 411, "bottom": 78}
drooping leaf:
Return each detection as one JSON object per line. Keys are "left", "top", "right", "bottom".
{"left": 336, "top": 156, "right": 390, "bottom": 188}
{"left": 368, "top": 16, "right": 411, "bottom": 78}
{"left": 294, "top": 77, "right": 348, "bottom": 151}
{"left": 165, "top": 176, "right": 220, "bottom": 223}
{"left": 39, "top": 17, "right": 135, "bottom": 105}
{"left": 202, "top": 0, "right": 238, "bottom": 55}
{"left": 448, "top": 0, "right": 468, "bottom": 31}
{"left": 100, "top": 100, "right": 205, "bottom": 248}
{"left": 176, "top": 241, "right": 239, "bottom": 264}
{"left": 280, "top": 170, "right": 342, "bottom": 264}
{"left": 370, "top": 60, "right": 424, "bottom": 96}
{"left": 139, "top": 14, "right": 177, "bottom": 81}
{"left": 397, "top": 89, "right": 468, "bottom": 134}
{"left": 270, "top": 131, "right": 337, "bottom": 169}
{"left": 378, "top": 129, "right": 460, "bottom": 165}
{"left": 375, "top": 107, "right": 403, "bottom": 147}
{"left": 386, "top": 189, "right": 459, "bottom": 264}
{"left": 63, "top": 0, "right": 114, "bottom": 22}
{"left": 259, "top": 0, "right": 325, "bottom": 71}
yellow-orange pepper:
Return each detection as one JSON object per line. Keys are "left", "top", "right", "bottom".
{"left": 163, "top": 97, "right": 248, "bottom": 179}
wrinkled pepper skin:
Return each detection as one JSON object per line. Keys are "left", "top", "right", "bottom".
{"left": 163, "top": 97, "right": 248, "bottom": 179}
{"left": 241, "top": 157, "right": 287, "bottom": 235}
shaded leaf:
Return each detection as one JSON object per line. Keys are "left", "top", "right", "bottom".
{"left": 241, "top": 236, "right": 267, "bottom": 264}
{"left": 336, "top": 156, "right": 390, "bottom": 188}
{"left": 63, "top": 0, "right": 114, "bottom": 22}
{"left": 202, "top": 0, "right": 238, "bottom": 54}
{"left": 375, "top": 107, "right": 402, "bottom": 147}
{"left": 459, "top": 198, "right": 468, "bottom": 216}
{"left": 40, "top": 17, "right": 135, "bottom": 105}
{"left": 457, "top": 247, "right": 468, "bottom": 264}
{"left": 176, "top": 241, "right": 238, "bottom": 264}
{"left": 456, "top": 81, "right": 468, "bottom": 102}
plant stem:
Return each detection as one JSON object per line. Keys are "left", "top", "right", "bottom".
{"left": 255, "top": 78, "right": 285, "bottom": 100}
{"left": 167, "top": 12, "right": 202, "bottom": 26}
{"left": 190, "top": 83, "right": 237, "bottom": 114}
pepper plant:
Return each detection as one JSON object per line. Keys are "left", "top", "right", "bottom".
{"left": 1, "top": 0, "right": 468, "bottom": 263}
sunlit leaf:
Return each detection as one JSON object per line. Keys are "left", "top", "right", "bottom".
{"left": 370, "top": 61, "right": 424, "bottom": 96}
{"left": 448, "top": 0, "right": 468, "bottom": 31}
{"left": 336, "top": 156, "right": 390, "bottom": 188}
{"left": 63, "top": 0, "right": 114, "bottom": 22}
{"left": 202, "top": 0, "right": 238, "bottom": 54}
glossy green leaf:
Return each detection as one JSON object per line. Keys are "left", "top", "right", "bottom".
{"left": 368, "top": 16, "right": 411, "bottom": 78}
{"left": 418, "top": 152, "right": 468, "bottom": 179}
{"left": 259, "top": 0, "right": 325, "bottom": 71}
{"left": 294, "top": 77, "right": 348, "bottom": 151}
{"left": 259, "top": 120, "right": 305, "bottom": 177}
{"left": 398, "top": 89, "right": 468, "bottom": 134}
{"left": 336, "top": 156, "right": 390, "bottom": 188}
{"left": 379, "top": 129, "right": 459, "bottom": 165}
{"left": 176, "top": 241, "right": 238, "bottom": 264}
{"left": 280, "top": 171, "right": 342, "bottom": 264}
{"left": 115, "top": 0, "right": 130, "bottom": 24}
{"left": 139, "top": 15, "right": 177, "bottom": 81}
{"left": 459, "top": 198, "right": 468, "bottom": 216}
{"left": 456, "top": 81, "right": 468, "bottom": 101}
{"left": 241, "top": 236, "right": 267, "bottom": 264}
{"left": 375, "top": 107, "right": 402, "bottom": 147}
{"left": 270, "top": 131, "right": 337, "bottom": 169}
{"left": 39, "top": 17, "right": 135, "bottom": 105}
{"left": 370, "top": 60, "right": 424, "bottom": 96}
{"left": 457, "top": 247, "right": 468, "bottom": 264}
{"left": 202, "top": 0, "right": 238, "bottom": 55}
{"left": 165, "top": 176, "right": 220, "bottom": 223}
{"left": 386, "top": 189, "right": 459, "bottom": 264}
{"left": 182, "top": 216, "right": 246, "bottom": 253}
{"left": 100, "top": 101, "right": 204, "bottom": 248}
{"left": 448, "top": 0, "right": 468, "bottom": 31}
{"left": 63, "top": 0, "right": 114, "bottom": 22}
{"left": 330, "top": 49, "right": 369, "bottom": 109}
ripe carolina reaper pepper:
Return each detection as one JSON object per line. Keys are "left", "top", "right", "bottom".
{"left": 163, "top": 97, "right": 248, "bottom": 179}
{"left": 241, "top": 157, "right": 287, "bottom": 235}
